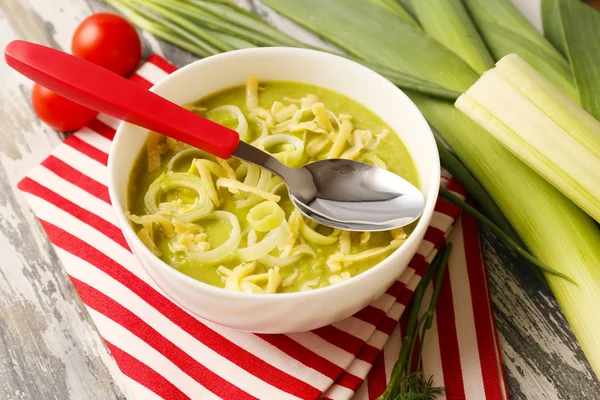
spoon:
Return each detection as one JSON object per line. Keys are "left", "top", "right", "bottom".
{"left": 5, "top": 40, "right": 425, "bottom": 231}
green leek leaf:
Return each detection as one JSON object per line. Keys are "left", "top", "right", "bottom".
{"left": 412, "top": 0, "right": 495, "bottom": 74}
{"left": 260, "top": 0, "right": 480, "bottom": 92}
{"left": 366, "top": 0, "right": 419, "bottom": 27}
{"left": 541, "top": 0, "right": 568, "bottom": 56}
{"left": 436, "top": 138, "right": 522, "bottom": 245}
{"left": 462, "top": 0, "right": 577, "bottom": 99}
{"left": 556, "top": 0, "right": 600, "bottom": 119}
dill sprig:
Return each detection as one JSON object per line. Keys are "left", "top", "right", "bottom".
{"left": 377, "top": 244, "right": 451, "bottom": 400}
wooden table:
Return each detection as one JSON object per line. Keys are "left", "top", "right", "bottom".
{"left": 1, "top": 0, "right": 599, "bottom": 398}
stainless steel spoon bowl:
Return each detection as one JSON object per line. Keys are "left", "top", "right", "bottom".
{"left": 235, "top": 141, "right": 424, "bottom": 231}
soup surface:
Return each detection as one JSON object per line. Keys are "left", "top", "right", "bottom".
{"left": 128, "top": 78, "right": 419, "bottom": 293}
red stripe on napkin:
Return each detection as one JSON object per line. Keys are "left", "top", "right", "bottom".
{"left": 436, "top": 267, "right": 467, "bottom": 399}
{"left": 106, "top": 341, "right": 190, "bottom": 400}
{"left": 18, "top": 55, "right": 507, "bottom": 400}
{"left": 65, "top": 135, "right": 109, "bottom": 165}
{"left": 41, "top": 156, "right": 111, "bottom": 203}
{"left": 73, "top": 278, "right": 258, "bottom": 400}
{"left": 87, "top": 118, "right": 117, "bottom": 141}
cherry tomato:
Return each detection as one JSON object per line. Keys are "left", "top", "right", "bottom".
{"left": 31, "top": 83, "right": 97, "bottom": 132}
{"left": 72, "top": 13, "right": 142, "bottom": 77}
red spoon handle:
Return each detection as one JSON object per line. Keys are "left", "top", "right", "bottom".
{"left": 4, "top": 40, "right": 240, "bottom": 159}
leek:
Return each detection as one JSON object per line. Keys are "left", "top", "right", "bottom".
{"left": 246, "top": 201, "right": 285, "bottom": 232}
{"left": 365, "top": 0, "right": 418, "bottom": 27}
{"left": 436, "top": 139, "right": 522, "bottom": 245}
{"left": 260, "top": 0, "right": 480, "bottom": 92}
{"left": 457, "top": 54, "right": 600, "bottom": 224}
{"left": 412, "top": 0, "right": 495, "bottom": 74}
{"left": 106, "top": 0, "right": 460, "bottom": 100}
{"left": 416, "top": 94, "right": 600, "bottom": 377}
{"left": 462, "top": 0, "right": 578, "bottom": 100}
{"left": 541, "top": 0, "right": 600, "bottom": 119}
{"left": 439, "top": 187, "right": 572, "bottom": 282}
{"left": 541, "top": 0, "right": 568, "bottom": 56}
{"left": 186, "top": 211, "right": 242, "bottom": 264}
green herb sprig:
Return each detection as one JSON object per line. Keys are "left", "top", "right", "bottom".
{"left": 377, "top": 244, "right": 452, "bottom": 400}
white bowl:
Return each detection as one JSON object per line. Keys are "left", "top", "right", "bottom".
{"left": 108, "top": 47, "right": 439, "bottom": 333}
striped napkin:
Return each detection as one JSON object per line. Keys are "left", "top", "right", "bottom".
{"left": 18, "top": 55, "right": 507, "bottom": 400}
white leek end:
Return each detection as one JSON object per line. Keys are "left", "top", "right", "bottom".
{"left": 456, "top": 54, "right": 600, "bottom": 224}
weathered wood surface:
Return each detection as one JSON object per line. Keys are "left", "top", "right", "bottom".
{"left": 0, "top": 0, "right": 598, "bottom": 399}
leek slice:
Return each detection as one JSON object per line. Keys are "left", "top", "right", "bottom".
{"left": 207, "top": 105, "right": 250, "bottom": 141}
{"left": 144, "top": 172, "right": 213, "bottom": 222}
{"left": 299, "top": 220, "right": 339, "bottom": 246}
{"left": 247, "top": 201, "right": 285, "bottom": 232}
{"left": 168, "top": 148, "right": 210, "bottom": 171}
{"left": 254, "top": 134, "right": 305, "bottom": 167}
{"left": 235, "top": 169, "right": 273, "bottom": 209}
{"left": 186, "top": 211, "right": 241, "bottom": 264}
{"left": 250, "top": 116, "right": 269, "bottom": 142}
{"left": 239, "top": 222, "right": 289, "bottom": 262}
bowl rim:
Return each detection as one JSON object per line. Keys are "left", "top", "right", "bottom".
{"left": 108, "top": 46, "right": 440, "bottom": 299}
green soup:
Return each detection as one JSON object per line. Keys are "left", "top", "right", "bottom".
{"left": 128, "top": 79, "right": 419, "bottom": 293}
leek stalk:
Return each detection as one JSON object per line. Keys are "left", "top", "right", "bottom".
{"left": 541, "top": 0, "right": 600, "bottom": 119}
{"left": 541, "top": 0, "right": 568, "bottom": 56}
{"left": 457, "top": 54, "right": 600, "bottom": 224}
{"left": 439, "top": 187, "right": 571, "bottom": 282}
{"left": 259, "top": 0, "right": 480, "bottom": 92}
{"left": 462, "top": 0, "right": 578, "bottom": 100}
{"left": 107, "top": 0, "right": 460, "bottom": 100}
{"left": 436, "top": 138, "right": 523, "bottom": 245}
{"left": 412, "top": 0, "right": 495, "bottom": 74}
{"left": 365, "top": 0, "right": 418, "bottom": 27}
{"left": 414, "top": 94, "right": 600, "bottom": 376}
